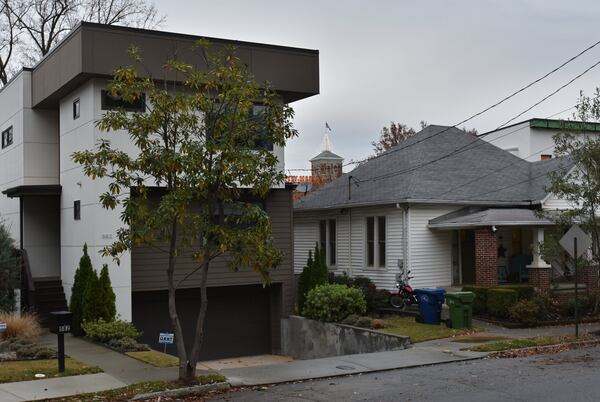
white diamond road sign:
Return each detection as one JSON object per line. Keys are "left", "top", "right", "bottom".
{"left": 0, "top": 321, "right": 6, "bottom": 333}
{"left": 559, "top": 224, "right": 592, "bottom": 259}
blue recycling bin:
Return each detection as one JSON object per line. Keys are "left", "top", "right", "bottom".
{"left": 414, "top": 288, "right": 446, "bottom": 325}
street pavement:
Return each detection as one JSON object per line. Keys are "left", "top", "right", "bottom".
{"left": 211, "top": 344, "right": 600, "bottom": 402}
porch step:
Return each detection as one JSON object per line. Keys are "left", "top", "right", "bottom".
{"left": 33, "top": 278, "right": 68, "bottom": 327}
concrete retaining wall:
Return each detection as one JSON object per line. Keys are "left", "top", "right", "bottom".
{"left": 281, "top": 315, "right": 410, "bottom": 360}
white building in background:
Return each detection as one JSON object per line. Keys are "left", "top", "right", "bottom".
{"left": 481, "top": 118, "right": 600, "bottom": 161}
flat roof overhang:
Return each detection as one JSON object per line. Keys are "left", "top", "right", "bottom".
{"left": 32, "top": 22, "right": 320, "bottom": 108}
{"left": 428, "top": 208, "right": 555, "bottom": 230}
{"left": 2, "top": 185, "right": 62, "bottom": 198}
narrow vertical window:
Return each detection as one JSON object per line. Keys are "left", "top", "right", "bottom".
{"left": 366, "top": 217, "right": 375, "bottom": 266}
{"left": 73, "top": 98, "right": 80, "bottom": 120}
{"left": 319, "top": 220, "right": 327, "bottom": 254}
{"left": 1, "top": 126, "right": 13, "bottom": 149}
{"left": 328, "top": 219, "right": 336, "bottom": 265}
{"left": 74, "top": 200, "right": 81, "bottom": 220}
{"left": 378, "top": 216, "right": 386, "bottom": 267}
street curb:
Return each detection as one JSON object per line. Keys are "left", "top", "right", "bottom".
{"left": 130, "top": 382, "right": 230, "bottom": 400}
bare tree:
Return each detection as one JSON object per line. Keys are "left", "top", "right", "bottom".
{"left": 371, "top": 121, "right": 417, "bottom": 156}
{"left": 81, "top": 0, "right": 165, "bottom": 29}
{"left": 6, "top": 0, "right": 78, "bottom": 58}
{"left": 0, "top": 1, "right": 20, "bottom": 85}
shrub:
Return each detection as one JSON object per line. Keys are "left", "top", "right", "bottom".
{"left": 486, "top": 288, "right": 518, "bottom": 318}
{"left": 330, "top": 272, "right": 354, "bottom": 287}
{"left": 509, "top": 299, "right": 541, "bottom": 323}
{"left": 0, "top": 221, "right": 17, "bottom": 313}
{"left": 297, "top": 244, "right": 329, "bottom": 311}
{"left": 97, "top": 265, "right": 117, "bottom": 322}
{"left": 70, "top": 244, "right": 95, "bottom": 336}
{"left": 0, "top": 338, "right": 56, "bottom": 359}
{"left": 107, "top": 337, "right": 150, "bottom": 352}
{"left": 303, "top": 284, "right": 366, "bottom": 322}
{"left": 354, "top": 316, "right": 373, "bottom": 328}
{"left": 462, "top": 285, "right": 488, "bottom": 314}
{"left": 340, "top": 314, "right": 359, "bottom": 326}
{"left": 82, "top": 319, "right": 142, "bottom": 343}
{"left": 0, "top": 312, "right": 41, "bottom": 339}
{"left": 82, "top": 268, "right": 101, "bottom": 323}
{"left": 331, "top": 275, "right": 390, "bottom": 313}
{"left": 559, "top": 295, "right": 592, "bottom": 317}
{"left": 497, "top": 285, "right": 535, "bottom": 301}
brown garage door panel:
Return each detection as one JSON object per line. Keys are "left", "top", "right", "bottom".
{"left": 132, "top": 285, "right": 271, "bottom": 360}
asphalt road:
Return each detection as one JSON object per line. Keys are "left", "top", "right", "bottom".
{"left": 211, "top": 346, "right": 600, "bottom": 402}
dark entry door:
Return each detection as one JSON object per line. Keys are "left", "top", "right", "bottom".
{"left": 132, "top": 285, "right": 271, "bottom": 360}
{"left": 461, "top": 230, "right": 476, "bottom": 284}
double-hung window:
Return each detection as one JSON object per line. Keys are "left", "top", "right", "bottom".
{"left": 366, "top": 216, "right": 386, "bottom": 267}
{"left": 319, "top": 219, "right": 337, "bottom": 266}
{"left": 1, "top": 126, "right": 13, "bottom": 149}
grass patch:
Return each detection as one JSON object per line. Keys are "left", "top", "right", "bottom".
{"left": 56, "top": 374, "right": 227, "bottom": 401}
{"left": 126, "top": 350, "right": 179, "bottom": 367}
{"left": 463, "top": 335, "right": 584, "bottom": 352}
{"left": 382, "top": 316, "right": 480, "bottom": 343}
{"left": 451, "top": 335, "right": 512, "bottom": 343}
{"left": 0, "top": 358, "right": 102, "bottom": 383}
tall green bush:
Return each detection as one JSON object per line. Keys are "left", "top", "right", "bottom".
{"left": 487, "top": 288, "right": 518, "bottom": 318}
{"left": 0, "top": 220, "right": 17, "bottom": 313}
{"left": 83, "top": 269, "right": 100, "bottom": 323}
{"left": 70, "top": 244, "right": 95, "bottom": 336}
{"left": 462, "top": 285, "right": 489, "bottom": 315}
{"left": 297, "top": 243, "right": 328, "bottom": 311}
{"left": 97, "top": 264, "right": 116, "bottom": 322}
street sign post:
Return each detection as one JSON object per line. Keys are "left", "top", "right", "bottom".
{"left": 560, "top": 225, "right": 592, "bottom": 338}
{"left": 0, "top": 321, "right": 6, "bottom": 335}
{"left": 159, "top": 332, "right": 174, "bottom": 353}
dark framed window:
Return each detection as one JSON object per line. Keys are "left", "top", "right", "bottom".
{"left": 319, "top": 220, "right": 327, "bottom": 254}
{"left": 328, "top": 219, "right": 336, "bottom": 265}
{"left": 1, "top": 126, "right": 13, "bottom": 149}
{"left": 251, "top": 104, "right": 273, "bottom": 151}
{"left": 74, "top": 200, "right": 81, "bottom": 220}
{"left": 378, "top": 216, "right": 386, "bottom": 267}
{"left": 101, "top": 90, "right": 145, "bottom": 112}
{"left": 73, "top": 98, "right": 80, "bottom": 119}
{"left": 366, "top": 217, "right": 375, "bottom": 266}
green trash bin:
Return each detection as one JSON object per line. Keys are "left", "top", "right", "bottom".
{"left": 445, "top": 292, "right": 475, "bottom": 329}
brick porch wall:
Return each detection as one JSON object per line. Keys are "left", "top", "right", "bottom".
{"left": 576, "top": 266, "right": 599, "bottom": 294}
{"left": 528, "top": 267, "right": 551, "bottom": 294}
{"left": 475, "top": 228, "right": 498, "bottom": 287}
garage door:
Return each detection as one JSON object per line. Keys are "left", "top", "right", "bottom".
{"left": 132, "top": 285, "right": 271, "bottom": 360}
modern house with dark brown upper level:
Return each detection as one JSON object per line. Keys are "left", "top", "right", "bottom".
{"left": 0, "top": 22, "right": 319, "bottom": 359}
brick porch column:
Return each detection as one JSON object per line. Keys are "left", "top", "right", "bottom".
{"left": 576, "top": 266, "right": 599, "bottom": 294}
{"left": 527, "top": 227, "right": 551, "bottom": 293}
{"left": 475, "top": 227, "right": 498, "bottom": 287}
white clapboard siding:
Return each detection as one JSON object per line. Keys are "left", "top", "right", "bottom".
{"left": 293, "top": 212, "right": 318, "bottom": 273}
{"left": 408, "top": 205, "right": 459, "bottom": 288}
{"left": 542, "top": 193, "right": 577, "bottom": 210}
{"left": 347, "top": 206, "right": 404, "bottom": 291}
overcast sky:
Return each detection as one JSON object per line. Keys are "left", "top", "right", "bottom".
{"left": 155, "top": 0, "right": 600, "bottom": 172}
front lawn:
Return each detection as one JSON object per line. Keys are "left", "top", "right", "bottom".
{"left": 382, "top": 316, "right": 480, "bottom": 342}
{"left": 0, "top": 358, "right": 102, "bottom": 383}
{"left": 126, "top": 350, "right": 179, "bottom": 367}
{"left": 463, "top": 335, "right": 590, "bottom": 352}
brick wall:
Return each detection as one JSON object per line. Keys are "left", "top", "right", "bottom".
{"left": 474, "top": 228, "right": 498, "bottom": 287}
{"left": 528, "top": 267, "right": 551, "bottom": 294}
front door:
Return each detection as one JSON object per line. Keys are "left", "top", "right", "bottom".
{"left": 460, "top": 230, "right": 476, "bottom": 284}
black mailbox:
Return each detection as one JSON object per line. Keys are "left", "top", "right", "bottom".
{"left": 49, "top": 311, "right": 72, "bottom": 334}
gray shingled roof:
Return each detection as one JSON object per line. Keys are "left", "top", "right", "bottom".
{"left": 295, "top": 125, "right": 572, "bottom": 211}
{"left": 310, "top": 150, "right": 344, "bottom": 161}
{"left": 428, "top": 208, "right": 554, "bottom": 229}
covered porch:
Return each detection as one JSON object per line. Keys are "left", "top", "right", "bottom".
{"left": 429, "top": 208, "right": 554, "bottom": 290}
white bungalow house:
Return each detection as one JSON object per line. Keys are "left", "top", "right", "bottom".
{"left": 293, "top": 124, "right": 587, "bottom": 294}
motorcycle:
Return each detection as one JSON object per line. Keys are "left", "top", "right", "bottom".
{"left": 389, "top": 270, "right": 418, "bottom": 309}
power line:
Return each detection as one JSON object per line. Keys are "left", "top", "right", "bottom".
{"left": 496, "top": 60, "right": 600, "bottom": 129}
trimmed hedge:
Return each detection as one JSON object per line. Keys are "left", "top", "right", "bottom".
{"left": 487, "top": 288, "right": 518, "bottom": 318}
{"left": 461, "top": 285, "right": 488, "bottom": 314}
{"left": 496, "top": 284, "right": 534, "bottom": 301}
{"left": 303, "top": 284, "right": 367, "bottom": 322}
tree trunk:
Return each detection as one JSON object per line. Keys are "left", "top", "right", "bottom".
{"left": 182, "top": 258, "right": 210, "bottom": 383}
{"left": 165, "top": 219, "right": 189, "bottom": 381}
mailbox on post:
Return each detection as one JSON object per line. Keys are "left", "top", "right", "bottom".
{"left": 49, "top": 311, "right": 72, "bottom": 372}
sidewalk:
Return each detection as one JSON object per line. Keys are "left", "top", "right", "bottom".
{"left": 472, "top": 319, "right": 600, "bottom": 338}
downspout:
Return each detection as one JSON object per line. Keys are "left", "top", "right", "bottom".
{"left": 348, "top": 208, "right": 353, "bottom": 277}
{"left": 402, "top": 205, "right": 410, "bottom": 274}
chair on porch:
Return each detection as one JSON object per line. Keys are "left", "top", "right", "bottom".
{"left": 509, "top": 255, "right": 533, "bottom": 283}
